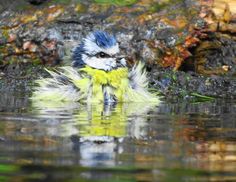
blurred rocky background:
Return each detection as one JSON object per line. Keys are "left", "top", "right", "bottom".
{"left": 0, "top": 0, "right": 236, "bottom": 100}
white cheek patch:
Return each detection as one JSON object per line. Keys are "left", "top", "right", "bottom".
{"left": 106, "top": 58, "right": 117, "bottom": 68}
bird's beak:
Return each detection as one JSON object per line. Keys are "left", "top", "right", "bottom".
{"left": 115, "top": 55, "right": 127, "bottom": 67}
{"left": 115, "top": 55, "right": 126, "bottom": 59}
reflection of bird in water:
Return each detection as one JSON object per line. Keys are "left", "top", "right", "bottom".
{"left": 32, "top": 31, "right": 159, "bottom": 104}
{"left": 31, "top": 101, "right": 157, "bottom": 167}
{"left": 69, "top": 102, "right": 156, "bottom": 167}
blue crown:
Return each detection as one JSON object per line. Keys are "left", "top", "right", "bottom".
{"left": 93, "top": 31, "right": 117, "bottom": 48}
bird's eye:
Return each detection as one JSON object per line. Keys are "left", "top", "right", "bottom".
{"left": 95, "top": 52, "right": 110, "bottom": 58}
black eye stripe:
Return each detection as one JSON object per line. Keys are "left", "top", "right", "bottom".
{"left": 95, "top": 52, "right": 111, "bottom": 58}
{"left": 83, "top": 52, "right": 116, "bottom": 58}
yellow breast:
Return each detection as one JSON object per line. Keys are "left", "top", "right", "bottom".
{"left": 80, "top": 66, "right": 129, "bottom": 103}
{"left": 80, "top": 66, "right": 128, "bottom": 87}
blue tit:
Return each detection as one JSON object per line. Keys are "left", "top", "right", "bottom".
{"left": 32, "top": 31, "right": 159, "bottom": 104}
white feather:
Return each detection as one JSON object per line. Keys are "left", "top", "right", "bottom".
{"left": 129, "top": 62, "right": 149, "bottom": 89}
{"left": 32, "top": 67, "right": 85, "bottom": 102}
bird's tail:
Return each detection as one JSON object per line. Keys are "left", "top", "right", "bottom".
{"left": 128, "top": 61, "right": 160, "bottom": 103}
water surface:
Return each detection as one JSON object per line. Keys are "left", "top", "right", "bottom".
{"left": 0, "top": 94, "right": 236, "bottom": 182}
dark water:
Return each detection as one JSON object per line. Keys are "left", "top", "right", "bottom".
{"left": 0, "top": 94, "right": 236, "bottom": 182}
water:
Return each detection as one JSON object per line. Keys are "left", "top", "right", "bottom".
{"left": 0, "top": 94, "right": 236, "bottom": 182}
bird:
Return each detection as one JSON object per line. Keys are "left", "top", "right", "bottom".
{"left": 32, "top": 30, "right": 159, "bottom": 104}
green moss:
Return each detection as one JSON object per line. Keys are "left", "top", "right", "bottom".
{"left": 75, "top": 3, "right": 87, "bottom": 14}
{"left": 190, "top": 93, "right": 214, "bottom": 101}
{"left": 8, "top": 57, "right": 17, "bottom": 65}
{"left": 0, "top": 176, "right": 10, "bottom": 182}
{"left": 0, "top": 164, "right": 18, "bottom": 173}
{"left": 32, "top": 58, "right": 42, "bottom": 65}
{"left": 2, "top": 29, "right": 9, "bottom": 39}
{"left": 148, "top": 0, "right": 185, "bottom": 13}
{"left": 15, "top": 3, "right": 30, "bottom": 11}
{"left": 149, "top": 2, "right": 169, "bottom": 13}
{"left": 51, "top": 0, "right": 72, "bottom": 5}
{"left": 94, "top": 0, "right": 137, "bottom": 6}
{"left": 49, "top": 0, "right": 82, "bottom": 5}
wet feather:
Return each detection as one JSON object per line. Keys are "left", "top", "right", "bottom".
{"left": 32, "top": 62, "right": 159, "bottom": 103}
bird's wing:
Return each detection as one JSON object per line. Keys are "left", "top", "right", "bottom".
{"left": 32, "top": 66, "right": 89, "bottom": 102}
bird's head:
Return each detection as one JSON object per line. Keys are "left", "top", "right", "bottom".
{"left": 72, "top": 31, "right": 126, "bottom": 71}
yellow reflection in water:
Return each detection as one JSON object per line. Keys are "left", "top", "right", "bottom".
{"left": 32, "top": 101, "right": 157, "bottom": 138}
{"left": 32, "top": 101, "right": 157, "bottom": 167}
